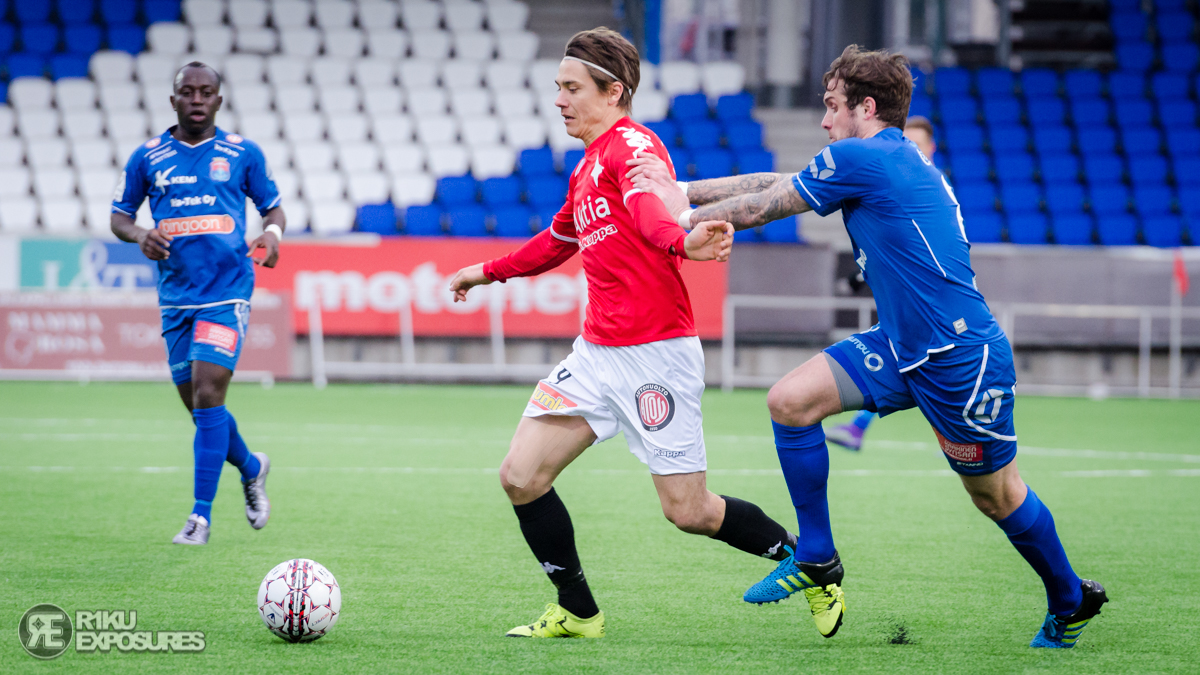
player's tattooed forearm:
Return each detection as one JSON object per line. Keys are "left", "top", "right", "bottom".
{"left": 692, "top": 179, "right": 810, "bottom": 230}
{"left": 687, "top": 173, "right": 783, "bottom": 204}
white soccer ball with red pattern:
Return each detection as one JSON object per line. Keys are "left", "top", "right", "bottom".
{"left": 257, "top": 559, "right": 342, "bottom": 642}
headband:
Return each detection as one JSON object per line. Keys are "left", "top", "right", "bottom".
{"left": 562, "top": 55, "right": 632, "bottom": 93}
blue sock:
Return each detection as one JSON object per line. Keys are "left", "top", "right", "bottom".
{"left": 191, "top": 406, "right": 230, "bottom": 522}
{"left": 225, "top": 413, "right": 261, "bottom": 481}
{"left": 996, "top": 488, "right": 1083, "bottom": 616}
{"left": 851, "top": 411, "right": 876, "bottom": 431}
{"left": 772, "top": 420, "right": 836, "bottom": 563}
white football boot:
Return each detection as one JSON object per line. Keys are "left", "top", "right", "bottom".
{"left": 172, "top": 514, "right": 210, "bottom": 545}
{"left": 242, "top": 452, "right": 271, "bottom": 529}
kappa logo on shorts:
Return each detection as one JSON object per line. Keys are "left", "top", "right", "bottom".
{"left": 934, "top": 430, "right": 983, "bottom": 463}
{"left": 531, "top": 382, "right": 576, "bottom": 411}
{"left": 635, "top": 384, "right": 675, "bottom": 432}
{"left": 193, "top": 321, "right": 238, "bottom": 354}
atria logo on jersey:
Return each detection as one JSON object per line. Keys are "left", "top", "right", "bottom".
{"left": 158, "top": 215, "right": 235, "bottom": 237}
{"left": 635, "top": 383, "right": 675, "bottom": 431}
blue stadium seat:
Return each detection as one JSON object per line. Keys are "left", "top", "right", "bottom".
{"left": 1109, "top": 0, "right": 1141, "bottom": 9}
{"left": 356, "top": 204, "right": 398, "bottom": 235}
{"left": 964, "top": 212, "right": 1003, "bottom": 243}
{"left": 1027, "top": 98, "right": 1066, "bottom": 126}
{"left": 447, "top": 205, "right": 487, "bottom": 236}
{"left": 680, "top": 120, "right": 720, "bottom": 149}
{"left": 1128, "top": 155, "right": 1168, "bottom": 186}
{"left": 1089, "top": 183, "right": 1131, "bottom": 215}
{"left": 949, "top": 152, "right": 991, "bottom": 183}
{"left": 16, "top": 0, "right": 51, "bottom": 22}
{"left": 65, "top": 24, "right": 102, "bottom": 54}
{"left": 1151, "top": 72, "right": 1189, "bottom": 100}
{"left": 1181, "top": 187, "right": 1200, "bottom": 216}
{"left": 1116, "top": 42, "right": 1155, "bottom": 71}
{"left": 1162, "top": 43, "right": 1200, "bottom": 72}
{"left": 492, "top": 206, "right": 534, "bottom": 238}
{"left": 1166, "top": 128, "right": 1200, "bottom": 156}
{"left": 1159, "top": 100, "right": 1196, "bottom": 126}
{"left": 944, "top": 124, "right": 985, "bottom": 152}
{"left": 50, "top": 54, "right": 89, "bottom": 79}
{"left": 1007, "top": 213, "right": 1048, "bottom": 244}
{"left": 692, "top": 148, "right": 733, "bottom": 179}
{"left": 932, "top": 67, "right": 971, "bottom": 96}
{"left": 1143, "top": 216, "right": 1183, "bottom": 247}
{"left": 143, "top": 0, "right": 183, "bottom": 23}
{"left": 0, "top": 82, "right": 7, "bottom": 104}
{"left": 725, "top": 120, "right": 762, "bottom": 150}
{"left": 735, "top": 148, "right": 773, "bottom": 173}
{"left": 0, "top": 24, "right": 13, "bottom": 54}
{"left": 667, "top": 146, "right": 691, "bottom": 177}
{"left": 1083, "top": 155, "right": 1124, "bottom": 184}
{"left": 1120, "top": 127, "right": 1162, "bottom": 156}
{"left": 671, "top": 93, "right": 709, "bottom": 122}
{"left": 57, "top": 0, "right": 97, "bottom": 23}
{"left": 1077, "top": 126, "right": 1117, "bottom": 156}
{"left": 1038, "top": 153, "right": 1080, "bottom": 183}
{"left": 1096, "top": 214, "right": 1138, "bottom": 245}
{"left": 715, "top": 93, "right": 754, "bottom": 121}
{"left": 563, "top": 148, "right": 586, "bottom": 174}
{"left": 100, "top": 0, "right": 137, "bottom": 23}
{"left": 481, "top": 176, "right": 520, "bottom": 207}
{"left": 995, "top": 153, "right": 1035, "bottom": 183}
{"left": 1107, "top": 71, "right": 1146, "bottom": 99}
{"left": 1051, "top": 214, "right": 1094, "bottom": 245}
{"left": 976, "top": 68, "right": 1015, "bottom": 97}
{"left": 982, "top": 97, "right": 1021, "bottom": 125}
{"left": 533, "top": 208, "right": 558, "bottom": 232}
{"left": 909, "top": 94, "right": 933, "bottom": 119}
{"left": 437, "top": 176, "right": 477, "bottom": 205}
{"left": 938, "top": 96, "right": 978, "bottom": 124}
{"left": 1064, "top": 69, "right": 1103, "bottom": 97}
{"left": 1045, "top": 183, "right": 1087, "bottom": 214}
{"left": 761, "top": 215, "right": 800, "bottom": 243}
{"left": 1133, "top": 185, "right": 1174, "bottom": 216}
{"left": 1069, "top": 97, "right": 1110, "bottom": 126}
{"left": 403, "top": 205, "right": 444, "bottom": 235}
{"left": 733, "top": 227, "right": 764, "bottom": 243}
{"left": 1155, "top": 11, "right": 1194, "bottom": 43}
{"left": 525, "top": 175, "right": 567, "bottom": 208}
{"left": 1174, "top": 156, "right": 1200, "bottom": 185}
{"left": 911, "top": 66, "right": 929, "bottom": 95}
{"left": 5, "top": 54, "right": 47, "bottom": 78}
{"left": 1109, "top": 11, "right": 1148, "bottom": 41}
{"left": 644, "top": 120, "right": 678, "bottom": 147}
{"left": 1155, "top": 0, "right": 1187, "bottom": 10}
{"left": 956, "top": 182, "right": 998, "bottom": 214}
{"left": 518, "top": 147, "right": 554, "bottom": 176}
{"left": 20, "top": 24, "right": 59, "bottom": 54}
{"left": 1020, "top": 68, "right": 1060, "bottom": 97}
{"left": 989, "top": 125, "right": 1028, "bottom": 154}
{"left": 107, "top": 24, "right": 145, "bottom": 54}
{"left": 1001, "top": 182, "right": 1042, "bottom": 214}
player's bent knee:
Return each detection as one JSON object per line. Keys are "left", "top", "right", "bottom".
{"left": 767, "top": 383, "right": 820, "bottom": 427}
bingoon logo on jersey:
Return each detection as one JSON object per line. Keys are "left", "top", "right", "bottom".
{"left": 635, "top": 383, "right": 675, "bottom": 432}
{"left": 158, "top": 214, "right": 235, "bottom": 237}
{"left": 808, "top": 147, "right": 837, "bottom": 180}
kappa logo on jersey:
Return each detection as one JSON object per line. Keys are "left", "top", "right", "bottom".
{"left": 934, "top": 429, "right": 983, "bottom": 463}
{"left": 531, "top": 382, "right": 577, "bottom": 411}
{"left": 158, "top": 214, "right": 236, "bottom": 237}
{"left": 193, "top": 321, "right": 239, "bottom": 354}
{"left": 209, "top": 157, "right": 231, "bottom": 182}
{"left": 635, "top": 383, "right": 675, "bottom": 431}
{"left": 808, "top": 146, "right": 837, "bottom": 180}
{"left": 145, "top": 137, "right": 161, "bottom": 149}
{"left": 616, "top": 126, "right": 654, "bottom": 158}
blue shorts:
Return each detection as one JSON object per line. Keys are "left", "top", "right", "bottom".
{"left": 825, "top": 325, "right": 1017, "bottom": 476}
{"left": 161, "top": 302, "right": 251, "bottom": 385}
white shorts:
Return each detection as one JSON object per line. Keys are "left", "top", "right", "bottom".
{"left": 523, "top": 335, "right": 707, "bottom": 475}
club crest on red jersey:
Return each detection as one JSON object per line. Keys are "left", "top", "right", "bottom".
{"left": 635, "top": 383, "right": 675, "bottom": 431}
{"left": 209, "top": 157, "right": 231, "bottom": 182}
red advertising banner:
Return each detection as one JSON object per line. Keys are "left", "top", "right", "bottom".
{"left": 253, "top": 237, "right": 727, "bottom": 338}
{"left": 0, "top": 292, "right": 293, "bottom": 377}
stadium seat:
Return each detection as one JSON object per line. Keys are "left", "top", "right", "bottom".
{"left": 1151, "top": 72, "right": 1189, "bottom": 100}
{"left": 932, "top": 67, "right": 971, "bottom": 96}
{"left": 309, "top": 201, "right": 356, "bottom": 235}
{"left": 949, "top": 152, "right": 990, "bottom": 183}
{"left": 492, "top": 205, "right": 534, "bottom": 238}
{"left": 453, "top": 31, "right": 498, "bottom": 62}
{"left": 631, "top": 89, "right": 668, "bottom": 122}
{"left": 65, "top": 24, "right": 102, "bottom": 55}
{"left": 1026, "top": 98, "right": 1066, "bottom": 126}
{"left": 267, "top": 55, "right": 308, "bottom": 86}
{"left": 1006, "top": 212, "right": 1047, "bottom": 244}
{"left": 1143, "top": 215, "right": 1183, "bottom": 247}
{"left": 107, "top": 24, "right": 145, "bottom": 54}
{"left": 447, "top": 205, "right": 488, "bottom": 236}
{"left": 701, "top": 62, "right": 746, "bottom": 99}
{"left": 643, "top": 120, "right": 678, "bottom": 147}
{"left": 761, "top": 215, "right": 799, "bottom": 243}
{"left": 532, "top": 207, "right": 558, "bottom": 232}
{"left": 301, "top": 170, "right": 345, "bottom": 202}
{"left": 316, "top": 0, "right": 356, "bottom": 30}
{"left": 230, "top": 0, "right": 268, "bottom": 26}
{"left": 146, "top": 23, "right": 190, "bottom": 55}
{"left": 392, "top": 173, "right": 435, "bottom": 208}
{"left": 910, "top": 67, "right": 929, "bottom": 95}
{"left": 356, "top": 203, "right": 398, "bottom": 235}
{"left": 1089, "top": 183, "right": 1131, "bottom": 215}
{"left": 1116, "top": 42, "right": 1154, "bottom": 71}
{"left": 1120, "top": 127, "right": 1162, "bottom": 156}
{"left": 1110, "top": 11, "right": 1148, "bottom": 41}
{"left": 280, "top": 26, "right": 322, "bottom": 57}
{"left": 525, "top": 175, "right": 567, "bottom": 208}
{"left": 1020, "top": 69, "right": 1060, "bottom": 98}
{"left": 955, "top": 182, "right": 998, "bottom": 214}
{"left": 1114, "top": 99, "right": 1153, "bottom": 128}
{"left": 282, "top": 112, "right": 324, "bottom": 142}
{"left": 964, "top": 211, "right": 1003, "bottom": 243}
{"left": 1033, "top": 126, "right": 1072, "bottom": 154}
{"left": 363, "top": 88, "right": 404, "bottom": 117}
{"left": 404, "top": 204, "right": 444, "bottom": 235}
{"left": 982, "top": 97, "right": 1021, "bottom": 125}
{"left": 563, "top": 148, "right": 586, "bottom": 173}
{"left": 1096, "top": 214, "right": 1138, "bottom": 245}
{"left": 1082, "top": 155, "right": 1124, "bottom": 184}
{"left": 364, "top": 29, "right": 407, "bottom": 59}
{"left": 989, "top": 125, "right": 1028, "bottom": 154}
{"left": 1180, "top": 187, "right": 1200, "bottom": 216}
{"left": 7, "top": 55, "right": 47, "bottom": 79}
{"left": 1108, "top": 71, "right": 1146, "bottom": 99}
{"left": 944, "top": 125, "right": 985, "bottom": 153}
{"left": 1077, "top": 127, "right": 1117, "bottom": 156}
{"left": 938, "top": 96, "right": 978, "bottom": 124}
{"left": 518, "top": 147, "right": 554, "bottom": 176}
{"left": 995, "top": 153, "right": 1035, "bottom": 183}
{"left": 495, "top": 90, "right": 535, "bottom": 119}
{"left": 909, "top": 94, "right": 932, "bottom": 119}
{"left": 101, "top": 0, "right": 138, "bottom": 23}
{"left": 1173, "top": 156, "right": 1200, "bottom": 186}
{"left": 715, "top": 93, "right": 754, "bottom": 121}
{"left": 144, "top": 0, "right": 182, "bottom": 22}
{"left": 64, "top": 111, "right": 103, "bottom": 139}
{"left": 692, "top": 149, "right": 733, "bottom": 179}
{"left": 1051, "top": 214, "right": 1094, "bottom": 245}
{"left": 736, "top": 148, "right": 773, "bottom": 173}
{"left": 10, "top": 78, "right": 53, "bottom": 110}
{"left": 680, "top": 120, "right": 720, "bottom": 149}
{"left": 733, "top": 227, "right": 764, "bottom": 243}
{"left": 414, "top": 116, "right": 457, "bottom": 145}
{"left": 725, "top": 120, "right": 762, "bottom": 150}
{"left": 1064, "top": 69, "right": 1103, "bottom": 98}
{"left": 437, "top": 175, "right": 478, "bottom": 206}
{"left": 667, "top": 146, "right": 692, "bottom": 177}
{"left": 470, "top": 145, "right": 516, "bottom": 179}
{"left": 1162, "top": 44, "right": 1200, "bottom": 72}
{"left": 1156, "top": 10, "right": 1194, "bottom": 42}
{"left": 400, "top": 1, "right": 441, "bottom": 31}
{"left": 1128, "top": 156, "right": 1168, "bottom": 186}
{"left": 495, "top": 31, "right": 538, "bottom": 62}
{"left": 486, "top": 1, "right": 530, "bottom": 32}
{"left": 975, "top": 68, "right": 1014, "bottom": 98}
{"left": 1132, "top": 185, "right": 1174, "bottom": 216}
{"left": 671, "top": 93, "right": 709, "bottom": 122}
{"left": 1166, "top": 128, "right": 1200, "bottom": 156}
{"left": 659, "top": 61, "right": 702, "bottom": 97}
{"left": 481, "top": 176, "right": 521, "bottom": 207}
{"left": 338, "top": 141, "right": 380, "bottom": 172}
{"left": 294, "top": 143, "right": 336, "bottom": 173}
{"left": 0, "top": 196, "right": 38, "bottom": 233}
{"left": 1158, "top": 100, "right": 1196, "bottom": 127}
{"left": 1045, "top": 183, "right": 1086, "bottom": 215}
{"left": 1001, "top": 182, "right": 1042, "bottom": 214}
{"left": 1069, "top": 97, "right": 1110, "bottom": 127}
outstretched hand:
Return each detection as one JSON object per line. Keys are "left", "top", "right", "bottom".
{"left": 627, "top": 155, "right": 690, "bottom": 223}
{"left": 136, "top": 228, "right": 173, "bottom": 261}
{"left": 448, "top": 263, "right": 492, "bottom": 302}
{"left": 683, "top": 220, "right": 734, "bottom": 262}
{"left": 246, "top": 230, "right": 280, "bottom": 267}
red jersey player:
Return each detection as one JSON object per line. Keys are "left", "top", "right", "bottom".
{"left": 448, "top": 28, "right": 798, "bottom": 639}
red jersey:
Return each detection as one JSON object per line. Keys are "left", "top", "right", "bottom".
{"left": 483, "top": 117, "right": 697, "bottom": 347}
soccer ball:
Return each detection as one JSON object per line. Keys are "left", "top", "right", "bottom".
{"left": 257, "top": 559, "right": 342, "bottom": 642}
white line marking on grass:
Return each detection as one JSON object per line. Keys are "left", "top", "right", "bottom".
{"left": 7, "top": 467, "right": 1200, "bottom": 478}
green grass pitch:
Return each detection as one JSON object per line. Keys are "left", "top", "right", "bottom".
{"left": 1, "top": 381, "right": 1198, "bottom": 673}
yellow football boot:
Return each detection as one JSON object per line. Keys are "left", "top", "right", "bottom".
{"left": 505, "top": 603, "right": 605, "bottom": 638}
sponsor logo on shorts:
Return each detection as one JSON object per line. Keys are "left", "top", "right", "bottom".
{"left": 635, "top": 383, "right": 675, "bottom": 432}
{"left": 158, "top": 215, "right": 235, "bottom": 237}
{"left": 193, "top": 321, "right": 238, "bottom": 355}
{"left": 934, "top": 430, "right": 983, "bottom": 463}
{"left": 209, "top": 157, "right": 231, "bottom": 182}
{"left": 847, "top": 336, "right": 884, "bottom": 372}
{"left": 530, "top": 382, "right": 576, "bottom": 411}
{"left": 651, "top": 448, "right": 685, "bottom": 458}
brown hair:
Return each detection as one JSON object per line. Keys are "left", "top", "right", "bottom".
{"left": 564, "top": 27, "right": 641, "bottom": 111}
{"left": 822, "top": 45, "right": 913, "bottom": 129}
{"left": 905, "top": 115, "right": 934, "bottom": 137}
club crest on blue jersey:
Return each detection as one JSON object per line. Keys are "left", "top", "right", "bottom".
{"left": 209, "top": 157, "right": 231, "bottom": 182}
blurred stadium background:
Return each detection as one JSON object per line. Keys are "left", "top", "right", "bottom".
{"left": 0, "top": 0, "right": 1196, "bottom": 397}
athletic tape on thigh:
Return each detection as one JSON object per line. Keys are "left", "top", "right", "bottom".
{"left": 823, "top": 349, "right": 874, "bottom": 411}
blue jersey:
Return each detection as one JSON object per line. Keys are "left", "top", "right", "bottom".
{"left": 793, "top": 127, "right": 1003, "bottom": 371}
{"left": 112, "top": 127, "right": 281, "bottom": 307}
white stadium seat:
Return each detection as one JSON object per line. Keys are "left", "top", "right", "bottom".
{"left": 444, "top": 0, "right": 485, "bottom": 32}
{"left": 494, "top": 90, "right": 535, "bottom": 119}
{"left": 391, "top": 172, "right": 435, "bottom": 207}
{"left": 640, "top": 61, "right": 659, "bottom": 91}
{"left": 274, "top": 84, "right": 318, "bottom": 114}
{"left": 114, "top": 138, "right": 145, "bottom": 162}
{"left": 258, "top": 140, "right": 292, "bottom": 169}
{"left": 485, "top": 0, "right": 530, "bottom": 32}
{"left": 358, "top": 1, "right": 400, "bottom": 28}
{"left": 311, "top": 59, "right": 354, "bottom": 88}
{"left": 659, "top": 61, "right": 702, "bottom": 97}
{"left": 365, "top": 29, "right": 409, "bottom": 59}
{"left": 319, "top": 86, "right": 361, "bottom": 115}
{"left": 63, "top": 111, "right": 104, "bottom": 140}
{"left": 631, "top": 90, "right": 668, "bottom": 122}
{"left": 79, "top": 169, "right": 120, "bottom": 200}
{"left": 323, "top": 28, "right": 366, "bottom": 59}
{"left": 184, "top": 0, "right": 225, "bottom": 25}
{"left": 495, "top": 31, "right": 538, "bottom": 62}
{"left": 460, "top": 116, "right": 501, "bottom": 146}
{"left": 547, "top": 122, "right": 583, "bottom": 153}
{"left": 18, "top": 111, "right": 62, "bottom": 140}
{"left": 328, "top": 114, "right": 370, "bottom": 143}
{"left": 484, "top": 61, "right": 528, "bottom": 90}
{"left": 34, "top": 167, "right": 77, "bottom": 198}
{"left": 9, "top": 78, "right": 54, "bottom": 111}
{"left": 87, "top": 199, "right": 117, "bottom": 235}
{"left": 293, "top": 142, "right": 336, "bottom": 172}
{"left": 400, "top": 1, "right": 442, "bottom": 31}
{"left": 347, "top": 172, "right": 390, "bottom": 204}
{"left": 73, "top": 142, "right": 116, "bottom": 170}
{"left": 223, "top": 54, "right": 266, "bottom": 85}
{"left": 98, "top": 82, "right": 141, "bottom": 112}
{"left": 271, "top": 169, "right": 300, "bottom": 201}
{"left": 702, "top": 61, "right": 746, "bottom": 98}
{"left": 55, "top": 79, "right": 98, "bottom": 111}
{"left": 382, "top": 143, "right": 425, "bottom": 174}
{"left": 147, "top": 23, "right": 192, "bottom": 55}
{"left": 441, "top": 61, "right": 482, "bottom": 88}
{"left": 362, "top": 87, "right": 404, "bottom": 116}
{"left": 528, "top": 59, "right": 560, "bottom": 92}
{"left": 280, "top": 27, "right": 322, "bottom": 57}
{"left": 370, "top": 114, "right": 415, "bottom": 144}
{"left": 315, "top": 0, "right": 356, "bottom": 29}
{"left": 42, "top": 199, "right": 85, "bottom": 233}
{"left": 90, "top": 51, "right": 135, "bottom": 84}
{"left": 221, "top": 110, "right": 241, "bottom": 134}
{"left": 470, "top": 144, "right": 515, "bottom": 179}
{"left": 405, "top": 87, "right": 447, "bottom": 116}
{"left": 410, "top": 31, "right": 451, "bottom": 60}
{"left": 308, "top": 201, "right": 355, "bottom": 235}
{"left": 266, "top": 55, "right": 309, "bottom": 87}
{"left": 136, "top": 53, "right": 179, "bottom": 87}
{"left": 399, "top": 61, "right": 439, "bottom": 89}
{"left": 269, "top": 0, "right": 313, "bottom": 29}
{"left": 0, "top": 197, "right": 39, "bottom": 233}
{"left": 354, "top": 59, "right": 397, "bottom": 88}
{"left": 236, "top": 27, "right": 280, "bottom": 54}
{"left": 415, "top": 116, "right": 458, "bottom": 145}
{"left": 190, "top": 52, "right": 226, "bottom": 73}
{"left": 453, "top": 31, "right": 495, "bottom": 61}
{"left": 245, "top": 198, "right": 264, "bottom": 239}
{"left": 0, "top": 107, "right": 12, "bottom": 135}
{"left": 503, "top": 116, "right": 546, "bottom": 150}
{"left": 27, "top": 139, "right": 70, "bottom": 169}
{"left": 425, "top": 144, "right": 469, "bottom": 177}
{"left": 0, "top": 168, "right": 32, "bottom": 198}
{"left": 282, "top": 111, "right": 325, "bottom": 142}
{"left": 227, "top": 83, "right": 273, "bottom": 114}
{"left": 150, "top": 110, "right": 179, "bottom": 134}
{"left": 192, "top": 25, "right": 234, "bottom": 55}
{"left": 337, "top": 142, "right": 380, "bottom": 172}
{"left": 285, "top": 199, "right": 310, "bottom": 231}
{"left": 229, "top": 0, "right": 268, "bottom": 27}
{"left": 238, "top": 112, "right": 282, "bottom": 140}
{"left": 300, "top": 169, "right": 345, "bottom": 201}
{"left": 142, "top": 83, "right": 175, "bottom": 117}
{"left": 0, "top": 138, "right": 25, "bottom": 165}
{"left": 106, "top": 111, "right": 149, "bottom": 142}
{"left": 450, "top": 90, "right": 491, "bottom": 117}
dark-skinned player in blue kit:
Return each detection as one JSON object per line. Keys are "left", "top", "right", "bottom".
{"left": 110, "top": 62, "right": 287, "bottom": 545}
{"left": 627, "top": 46, "right": 1106, "bottom": 648}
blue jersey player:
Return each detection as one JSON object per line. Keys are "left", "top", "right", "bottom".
{"left": 627, "top": 46, "right": 1106, "bottom": 648}
{"left": 110, "top": 62, "right": 286, "bottom": 545}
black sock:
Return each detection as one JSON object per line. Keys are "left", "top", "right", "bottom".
{"left": 512, "top": 488, "right": 599, "bottom": 619}
{"left": 711, "top": 495, "right": 798, "bottom": 561}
